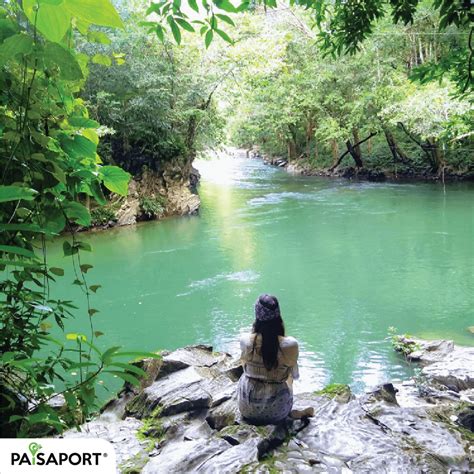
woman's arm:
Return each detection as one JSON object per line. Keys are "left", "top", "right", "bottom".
{"left": 285, "top": 337, "right": 300, "bottom": 380}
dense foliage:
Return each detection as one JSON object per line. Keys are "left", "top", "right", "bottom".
{"left": 222, "top": 7, "right": 474, "bottom": 177}
{"left": 0, "top": 1, "right": 158, "bottom": 437}
{"left": 81, "top": 5, "right": 226, "bottom": 176}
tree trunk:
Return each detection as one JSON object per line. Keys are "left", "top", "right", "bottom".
{"left": 329, "top": 132, "right": 377, "bottom": 171}
{"left": 346, "top": 139, "right": 363, "bottom": 168}
{"left": 306, "top": 119, "right": 315, "bottom": 158}
{"left": 331, "top": 139, "right": 339, "bottom": 166}
{"left": 427, "top": 139, "right": 444, "bottom": 174}
{"left": 383, "top": 127, "right": 409, "bottom": 164}
{"left": 287, "top": 124, "right": 298, "bottom": 161}
{"left": 352, "top": 128, "right": 361, "bottom": 159}
{"left": 314, "top": 141, "right": 319, "bottom": 162}
{"left": 287, "top": 140, "right": 297, "bottom": 161}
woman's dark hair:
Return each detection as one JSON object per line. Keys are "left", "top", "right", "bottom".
{"left": 252, "top": 295, "right": 285, "bottom": 370}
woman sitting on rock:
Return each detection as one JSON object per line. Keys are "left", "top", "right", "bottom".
{"left": 237, "top": 294, "right": 313, "bottom": 425}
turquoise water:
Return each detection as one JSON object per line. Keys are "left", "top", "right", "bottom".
{"left": 48, "top": 155, "right": 474, "bottom": 394}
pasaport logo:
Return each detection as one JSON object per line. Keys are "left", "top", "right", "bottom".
{"left": 11, "top": 441, "right": 105, "bottom": 467}
{"left": 0, "top": 438, "right": 116, "bottom": 473}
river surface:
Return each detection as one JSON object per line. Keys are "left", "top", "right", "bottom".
{"left": 49, "top": 153, "right": 474, "bottom": 395}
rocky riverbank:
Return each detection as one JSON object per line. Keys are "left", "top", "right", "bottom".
{"left": 90, "top": 159, "right": 201, "bottom": 229}
{"left": 262, "top": 155, "right": 474, "bottom": 183}
{"left": 62, "top": 338, "right": 474, "bottom": 472}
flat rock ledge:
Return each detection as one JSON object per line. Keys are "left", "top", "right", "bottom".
{"left": 62, "top": 340, "right": 474, "bottom": 473}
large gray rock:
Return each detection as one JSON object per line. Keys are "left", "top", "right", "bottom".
{"left": 422, "top": 346, "right": 474, "bottom": 391}
{"left": 143, "top": 438, "right": 232, "bottom": 473}
{"left": 64, "top": 341, "right": 474, "bottom": 473}
{"left": 61, "top": 417, "right": 150, "bottom": 471}
{"left": 126, "top": 345, "right": 237, "bottom": 418}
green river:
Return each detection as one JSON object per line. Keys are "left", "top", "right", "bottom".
{"left": 49, "top": 154, "right": 474, "bottom": 395}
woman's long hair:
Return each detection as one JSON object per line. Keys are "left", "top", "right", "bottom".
{"left": 252, "top": 295, "right": 285, "bottom": 370}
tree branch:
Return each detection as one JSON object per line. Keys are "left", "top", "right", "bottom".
{"left": 329, "top": 132, "right": 377, "bottom": 171}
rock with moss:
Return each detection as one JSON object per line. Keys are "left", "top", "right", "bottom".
{"left": 314, "top": 383, "right": 353, "bottom": 403}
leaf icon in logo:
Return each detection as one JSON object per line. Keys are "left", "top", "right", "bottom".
{"left": 28, "top": 442, "right": 42, "bottom": 465}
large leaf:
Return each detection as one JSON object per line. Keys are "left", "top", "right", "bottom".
{"left": 64, "top": 201, "right": 91, "bottom": 226}
{"left": 0, "top": 223, "right": 48, "bottom": 234}
{"left": 68, "top": 117, "right": 99, "bottom": 128}
{"left": 0, "top": 33, "right": 33, "bottom": 66}
{"left": 43, "top": 43, "right": 83, "bottom": 81}
{"left": 43, "top": 205, "right": 67, "bottom": 234}
{"left": 64, "top": 0, "right": 124, "bottom": 29}
{"left": 99, "top": 166, "right": 130, "bottom": 196}
{"left": 92, "top": 53, "right": 112, "bottom": 66}
{"left": 0, "top": 245, "right": 37, "bottom": 259}
{"left": 205, "top": 29, "right": 213, "bottom": 49}
{"left": 61, "top": 135, "right": 97, "bottom": 159}
{"left": 167, "top": 16, "right": 181, "bottom": 45}
{"left": 22, "top": 0, "right": 72, "bottom": 43}
{"left": 0, "top": 186, "right": 37, "bottom": 203}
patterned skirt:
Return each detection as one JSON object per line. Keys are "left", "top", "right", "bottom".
{"left": 237, "top": 374, "right": 293, "bottom": 425}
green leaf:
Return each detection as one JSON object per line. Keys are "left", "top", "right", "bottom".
{"left": 61, "top": 135, "right": 97, "bottom": 160}
{"left": 89, "top": 284, "right": 102, "bottom": 293}
{"left": 0, "top": 259, "right": 42, "bottom": 268}
{"left": 0, "top": 33, "right": 33, "bottom": 66}
{"left": 80, "top": 263, "right": 93, "bottom": 273}
{"left": 106, "top": 370, "right": 141, "bottom": 386}
{"left": 89, "top": 180, "right": 106, "bottom": 205}
{"left": 176, "top": 18, "right": 195, "bottom": 32}
{"left": 92, "top": 53, "right": 112, "bottom": 66}
{"left": 0, "top": 245, "right": 36, "bottom": 259}
{"left": 49, "top": 267, "right": 65, "bottom": 276}
{"left": 109, "top": 362, "right": 146, "bottom": 377}
{"left": 64, "top": 0, "right": 124, "bottom": 29}
{"left": 63, "top": 241, "right": 78, "bottom": 256}
{"left": 215, "top": 28, "right": 233, "bottom": 43}
{"left": 44, "top": 205, "right": 67, "bottom": 234}
{"left": 87, "top": 30, "right": 111, "bottom": 44}
{"left": 64, "top": 201, "right": 91, "bottom": 226}
{"left": 155, "top": 25, "right": 165, "bottom": 43}
{"left": 215, "top": 13, "right": 235, "bottom": 26}
{"left": 68, "top": 117, "right": 99, "bottom": 128}
{"left": 0, "top": 223, "right": 48, "bottom": 234}
{"left": 99, "top": 166, "right": 130, "bottom": 196}
{"left": 101, "top": 346, "right": 121, "bottom": 364}
{"left": 0, "top": 185, "right": 37, "bottom": 203}
{"left": 167, "top": 16, "right": 181, "bottom": 45}
{"left": 43, "top": 43, "right": 84, "bottom": 81}
{"left": 214, "top": 0, "right": 238, "bottom": 13}
{"left": 88, "top": 308, "right": 99, "bottom": 316}
{"left": 77, "top": 241, "right": 92, "bottom": 252}
{"left": 64, "top": 391, "right": 78, "bottom": 409}
{"left": 22, "top": 0, "right": 72, "bottom": 43}
{"left": 188, "top": 0, "right": 199, "bottom": 12}
{"left": 205, "top": 28, "right": 213, "bottom": 48}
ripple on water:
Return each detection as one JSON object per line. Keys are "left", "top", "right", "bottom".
{"left": 177, "top": 270, "right": 260, "bottom": 296}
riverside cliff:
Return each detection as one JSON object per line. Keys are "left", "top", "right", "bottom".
{"left": 61, "top": 337, "right": 474, "bottom": 473}
{"left": 90, "top": 157, "right": 201, "bottom": 228}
